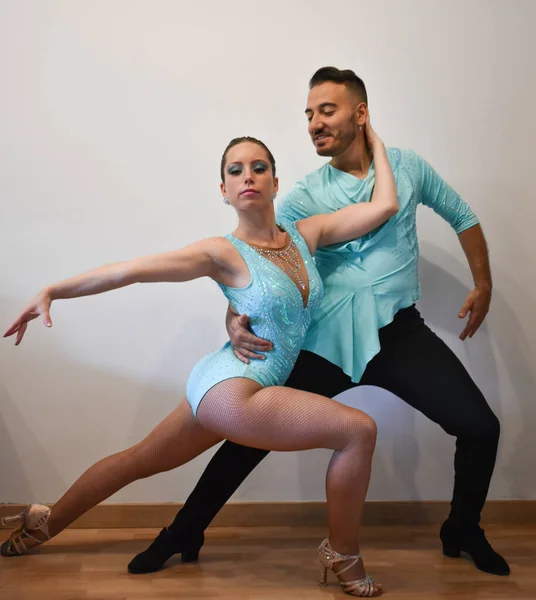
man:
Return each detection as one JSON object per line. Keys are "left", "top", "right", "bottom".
{"left": 128, "top": 67, "right": 508, "bottom": 577}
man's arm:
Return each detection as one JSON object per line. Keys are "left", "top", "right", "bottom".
{"left": 457, "top": 224, "right": 492, "bottom": 340}
{"left": 413, "top": 150, "right": 491, "bottom": 339}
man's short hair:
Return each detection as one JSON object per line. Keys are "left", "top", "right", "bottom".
{"left": 309, "top": 66, "right": 368, "bottom": 104}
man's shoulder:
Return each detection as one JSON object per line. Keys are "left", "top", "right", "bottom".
{"left": 386, "top": 147, "right": 421, "bottom": 168}
{"left": 295, "top": 162, "right": 330, "bottom": 191}
{"left": 276, "top": 164, "right": 330, "bottom": 221}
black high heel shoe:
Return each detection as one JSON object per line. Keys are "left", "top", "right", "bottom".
{"left": 440, "top": 520, "right": 510, "bottom": 576}
{"left": 127, "top": 527, "right": 204, "bottom": 574}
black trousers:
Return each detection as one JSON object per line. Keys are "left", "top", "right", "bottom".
{"left": 170, "top": 305, "right": 500, "bottom": 534}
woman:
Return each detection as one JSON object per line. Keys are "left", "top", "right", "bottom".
{"left": 2, "top": 122, "right": 397, "bottom": 597}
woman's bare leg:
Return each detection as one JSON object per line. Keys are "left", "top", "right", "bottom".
{"left": 45, "top": 400, "right": 221, "bottom": 537}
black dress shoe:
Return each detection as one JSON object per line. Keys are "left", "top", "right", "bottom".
{"left": 127, "top": 527, "right": 204, "bottom": 574}
{"left": 440, "top": 520, "right": 510, "bottom": 576}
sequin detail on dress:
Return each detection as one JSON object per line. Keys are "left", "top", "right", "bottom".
{"left": 275, "top": 147, "right": 479, "bottom": 383}
{"left": 247, "top": 231, "right": 309, "bottom": 307}
{"left": 186, "top": 219, "right": 324, "bottom": 416}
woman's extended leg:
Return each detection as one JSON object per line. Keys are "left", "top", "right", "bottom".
{"left": 2, "top": 400, "right": 221, "bottom": 553}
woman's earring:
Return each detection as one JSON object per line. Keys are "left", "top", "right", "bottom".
{"left": 223, "top": 197, "right": 230, "bottom": 205}
{"left": 359, "top": 125, "right": 363, "bottom": 131}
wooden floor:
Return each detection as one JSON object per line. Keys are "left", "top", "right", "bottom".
{"left": 1, "top": 525, "right": 535, "bottom": 599}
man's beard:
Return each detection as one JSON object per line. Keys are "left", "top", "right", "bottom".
{"left": 314, "top": 123, "right": 357, "bottom": 157}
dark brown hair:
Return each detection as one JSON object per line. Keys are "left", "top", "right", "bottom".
{"left": 309, "top": 66, "right": 368, "bottom": 104}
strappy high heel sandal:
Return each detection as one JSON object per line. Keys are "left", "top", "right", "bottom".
{"left": 318, "top": 538, "right": 382, "bottom": 597}
{"left": 1, "top": 504, "right": 51, "bottom": 556}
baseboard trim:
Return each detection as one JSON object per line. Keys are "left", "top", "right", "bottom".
{"left": 1, "top": 500, "right": 535, "bottom": 529}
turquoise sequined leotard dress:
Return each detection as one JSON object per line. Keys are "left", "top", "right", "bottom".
{"left": 187, "top": 219, "right": 324, "bottom": 416}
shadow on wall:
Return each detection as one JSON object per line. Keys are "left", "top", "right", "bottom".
{"left": 0, "top": 354, "right": 187, "bottom": 504}
{"left": 1, "top": 242, "right": 535, "bottom": 509}
{"left": 418, "top": 242, "right": 536, "bottom": 500}
{"left": 0, "top": 294, "right": 223, "bottom": 505}
{"left": 0, "top": 383, "right": 64, "bottom": 501}
{"left": 303, "top": 241, "right": 536, "bottom": 504}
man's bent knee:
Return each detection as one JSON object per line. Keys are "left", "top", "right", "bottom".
{"left": 449, "top": 407, "right": 500, "bottom": 442}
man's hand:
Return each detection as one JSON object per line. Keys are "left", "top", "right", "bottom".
{"left": 458, "top": 284, "right": 491, "bottom": 340}
{"left": 226, "top": 308, "right": 273, "bottom": 364}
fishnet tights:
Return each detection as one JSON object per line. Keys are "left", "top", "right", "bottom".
{"left": 198, "top": 379, "right": 377, "bottom": 555}
{"left": 45, "top": 378, "right": 376, "bottom": 568}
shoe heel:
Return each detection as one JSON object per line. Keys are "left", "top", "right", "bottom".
{"left": 1, "top": 513, "right": 24, "bottom": 527}
{"left": 443, "top": 543, "right": 461, "bottom": 558}
{"left": 181, "top": 549, "right": 200, "bottom": 562}
{"left": 319, "top": 566, "right": 328, "bottom": 585}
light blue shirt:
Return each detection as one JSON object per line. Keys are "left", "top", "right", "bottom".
{"left": 276, "top": 148, "right": 479, "bottom": 383}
